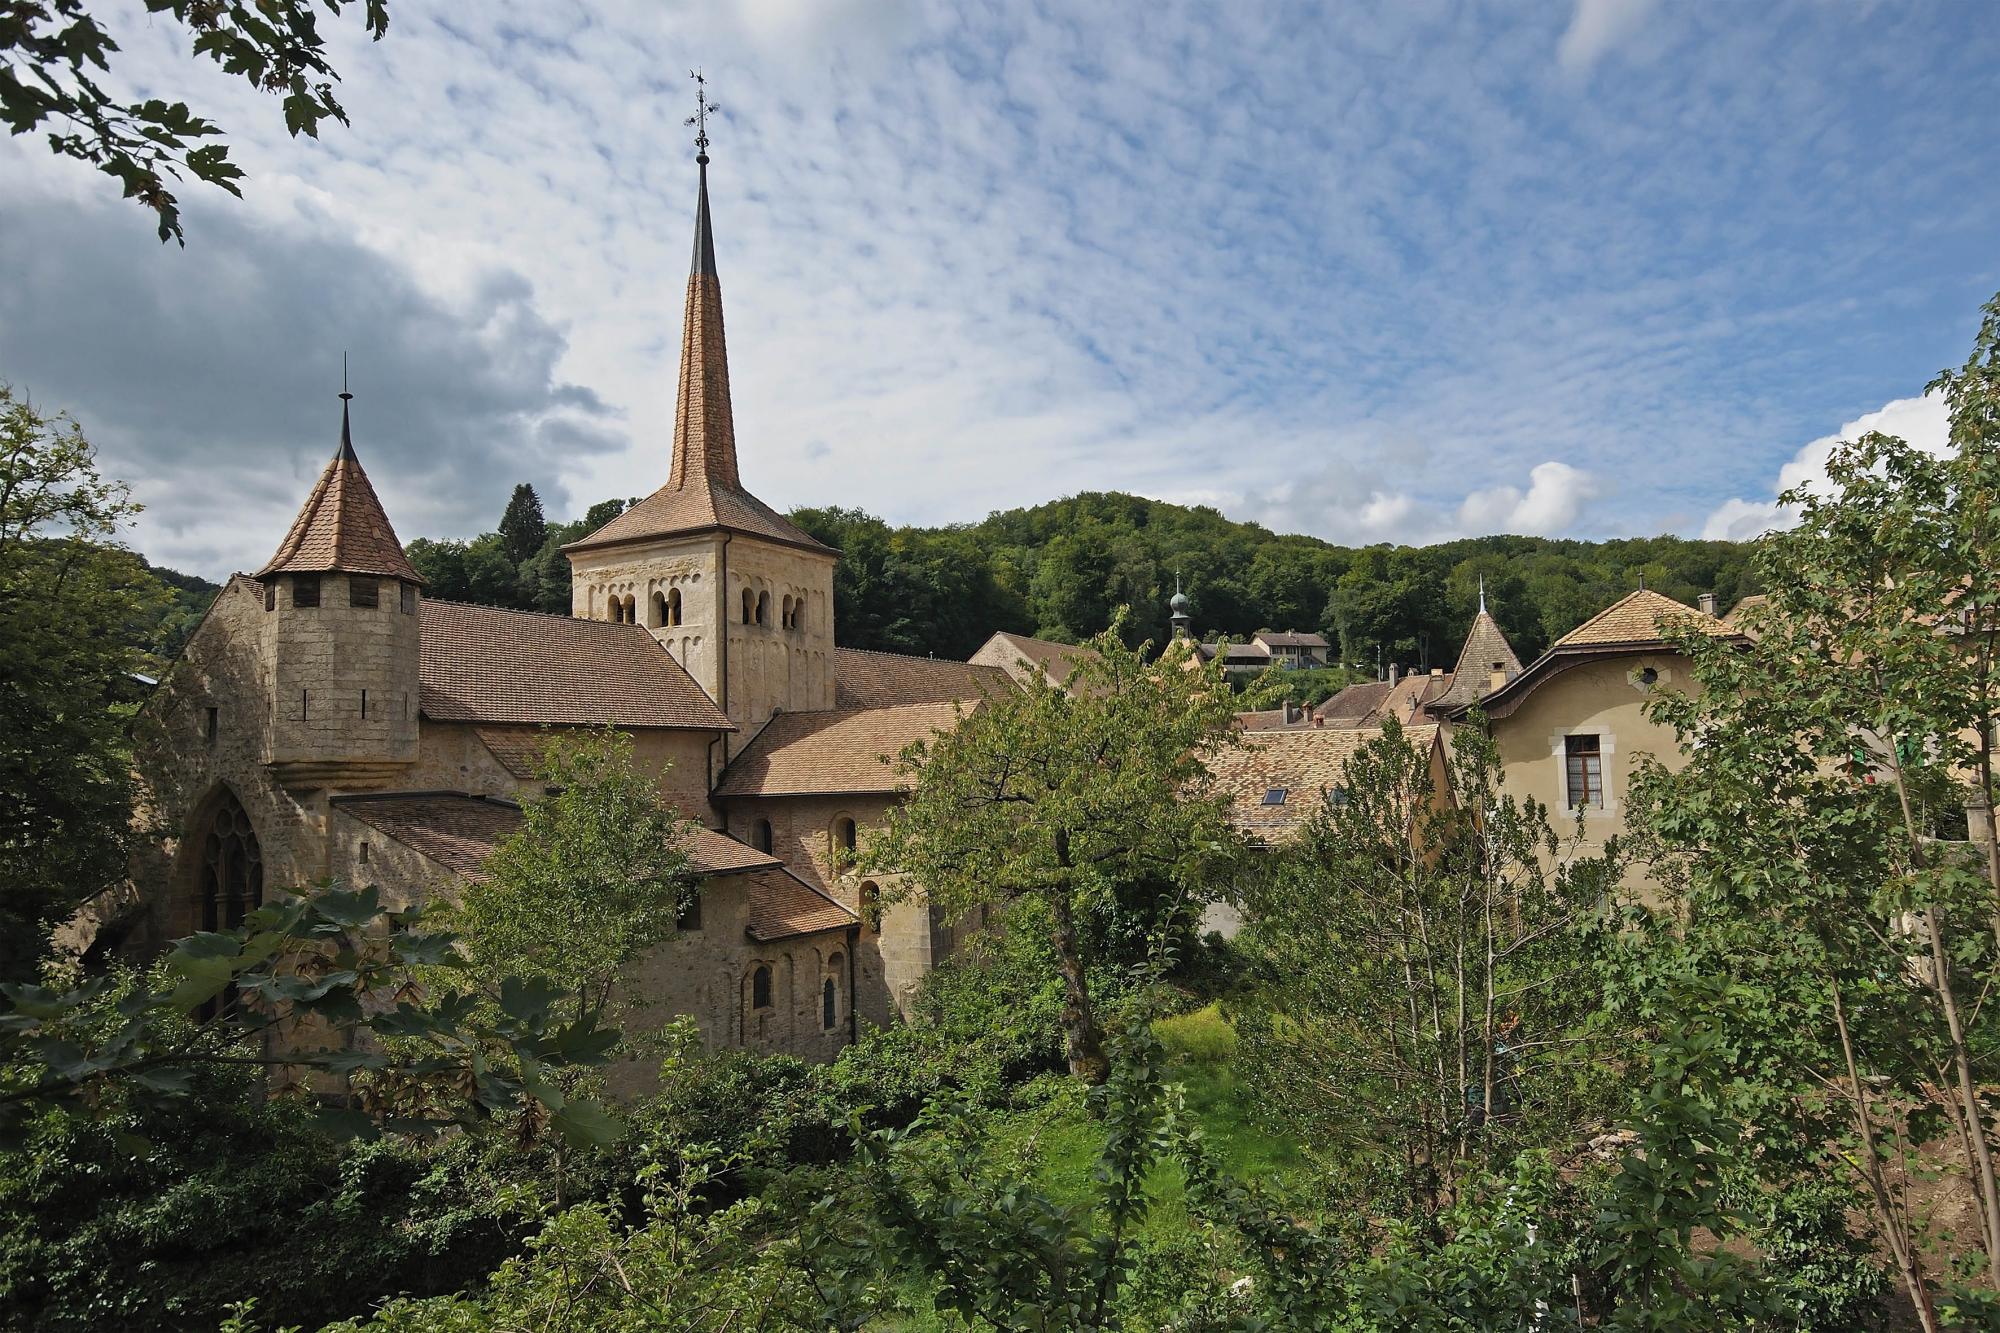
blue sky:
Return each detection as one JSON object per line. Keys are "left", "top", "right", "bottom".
{"left": 2, "top": 0, "right": 1996, "bottom": 577}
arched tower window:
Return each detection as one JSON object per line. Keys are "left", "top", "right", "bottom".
{"left": 755, "top": 591, "right": 769, "bottom": 626}
{"left": 822, "top": 975, "right": 838, "bottom": 1030}
{"left": 666, "top": 587, "right": 682, "bottom": 627}
{"left": 832, "top": 817, "right": 857, "bottom": 857}
{"left": 859, "top": 880, "right": 880, "bottom": 926}
{"left": 742, "top": 588, "right": 755, "bottom": 624}
{"left": 196, "top": 788, "right": 263, "bottom": 934}
{"left": 650, "top": 590, "right": 667, "bottom": 628}
{"left": 754, "top": 818, "right": 774, "bottom": 853}
{"left": 623, "top": 594, "right": 637, "bottom": 625}
{"left": 752, "top": 964, "right": 772, "bottom": 1010}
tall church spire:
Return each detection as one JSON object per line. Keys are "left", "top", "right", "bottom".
{"left": 670, "top": 74, "right": 737, "bottom": 491}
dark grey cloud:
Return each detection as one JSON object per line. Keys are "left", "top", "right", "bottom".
{"left": 0, "top": 192, "right": 624, "bottom": 578}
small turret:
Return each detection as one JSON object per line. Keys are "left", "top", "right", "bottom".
{"left": 254, "top": 388, "right": 423, "bottom": 787}
{"left": 1169, "top": 573, "right": 1192, "bottom": 640}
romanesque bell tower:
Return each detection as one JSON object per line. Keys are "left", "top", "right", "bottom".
{"left": 564, "top": 131, "right": 837, "bottom": 738}
{"left": 255, "top": 394, "right": 424, "bottom": 787}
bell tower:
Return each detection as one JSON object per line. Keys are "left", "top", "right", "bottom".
{"left": 564, "top": 81, "right": 837, "bottom": 737}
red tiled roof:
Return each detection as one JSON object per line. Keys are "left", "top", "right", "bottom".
{"left": 334, "top": 793, "right": 774, "bottom": 882}
{"left": 974, "top": 631, "right": 1093, "bottom": 684}
{"left": 257, "top": 438, "right": 422, "bottom": 584}
{"left": 420, "top": 600, "right": 731, "bottom": 731}
{"left": 744, "top": 867, "right": 857, "bottom": 940}
{"left": 834, "top": 648, "right": 1011, "bottom": 708}
{"left": 564, "top": 476, "right": 833, "bottom": 555}
{"left": 336, "top": 794, "right": 522, "bottom": 883}
{"left": 714, "top": 701, "right": 968, "bottom": 797}
{"left": 1209, "top": 725, "right": 1440, "bottom": 842}
{"left": 1553, "top": 589, "right": 1734, "bottom": 649}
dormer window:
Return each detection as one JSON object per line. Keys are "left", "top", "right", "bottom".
{"left": 1262, "top": 788, "right": 1287, "bottom": 806}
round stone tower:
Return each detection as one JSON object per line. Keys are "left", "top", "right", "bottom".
{"left": 255, "top": 393, "right": 424, "bottom": 788}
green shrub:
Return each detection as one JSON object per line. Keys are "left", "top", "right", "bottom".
{"left": 1156, "top": 1002, "right": 1237, "bottom": 1066}
{"left": 0, "top": 1063, "right": 533, "bottom": 1332}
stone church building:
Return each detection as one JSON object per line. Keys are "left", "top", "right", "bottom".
{"left": 126, "top": 151, "right": 1027, "bottom": 1062}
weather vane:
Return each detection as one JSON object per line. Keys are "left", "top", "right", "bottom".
{"left": 687, "top": 69, "right": 718, "bottom": 161}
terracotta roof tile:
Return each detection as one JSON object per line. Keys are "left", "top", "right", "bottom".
{"left": 834, "top": 648, "right": 1011, "bottom": 708}
{"left": 334, "top": 793, "right": 774, "bottom": 882}
{"left": 564, "top": 476, "right": 833, "bottom": 555}
{"left": 420, "top": 601, "right": 732, "bottom": 731}
{"left": 1254, "top": 632, "right": 1330, "bottom": 649}
{"left": 975, "top": 631, "right": 1094, "bottom": 684}
{"left": 1553, "top": 589, "right": 1735, "bottom": 649}
{"left": 714, "top": 701, "right": 969, "bottom": 797}
{"left": 1208, "top": 725, "right": 1439, "bottom": 842}
{"left": 745, "top": 866, "right": 858, "bottom": 940}
{"left": 257, "top": 437, "right": 422, "bottom": 584}
{"left": 336, "top": 795, "right": 523, "bottom": 883}
{"left": 1315, "top": 679, "right": 1392, "bottom": 724}
{"left": 471, "top": 725, "right": 550, "bottom": 778}
{"left": 1432, "top": 611, "right": 1524, "bottom": 712}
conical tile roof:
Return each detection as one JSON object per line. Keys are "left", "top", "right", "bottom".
{"left": 1432, "top": 609, "right": 1524, "bottom": 711}
{"left": 257, "top": 400, "right": 422, "bottom": 584}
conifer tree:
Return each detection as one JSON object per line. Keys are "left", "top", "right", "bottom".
{"left": 497, "top": 483, "right": 548, "bottom": 566}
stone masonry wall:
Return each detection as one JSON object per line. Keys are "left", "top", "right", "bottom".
{"left": 265, "top": 572, "right": 421, "bottom": 767}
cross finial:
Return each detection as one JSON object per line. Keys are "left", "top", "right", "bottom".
{"left": 686, "top": 70, "right": 718, "bottom": 164}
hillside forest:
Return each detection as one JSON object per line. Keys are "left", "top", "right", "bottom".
{"left": 146, "top": 484, "right": 1758, "bottom": 677}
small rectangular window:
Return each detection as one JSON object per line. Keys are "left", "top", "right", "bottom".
{"left": 1565, "top": 734, "right": 1604, "bottom": 810}
{"left": 358, "top": 842, "right": 370, "bottom": 864}
{"left": 264, "top": 581, "right": 276, "bottom": 612}
{"left": 292, "top": 575, "right": 320, "bottom": 608}
{"left": 677, "top": 890, "right": 702, "bottom": 932}
{"left": 1261, "top": 787, "right": 1288, "bottom": 806}
{"left": 205, "top": 706, "right": 218, "bottom": 743}
{"left": 400, "top": 582, "right": 417, "bottom": 615}
{"left": 349, "top": 576, "right": 379, "bottom": 608}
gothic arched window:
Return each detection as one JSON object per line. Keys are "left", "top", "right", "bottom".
{"left": 752, "top": 964, "right": 773, "bottom": 1010}
{"left": 822, "top": 976, "right": 837, "bottom": 1030}
{"left": 198, "top": 788, "right": 264, "bottom": 935}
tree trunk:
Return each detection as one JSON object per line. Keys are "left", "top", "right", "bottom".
{"left": 1047, "top": 893, "right": 1109, "bottom": 1084}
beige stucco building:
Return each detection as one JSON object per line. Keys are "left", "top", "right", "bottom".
{"left": 121, "top": 150, "right": 1021, "bottom": 1063}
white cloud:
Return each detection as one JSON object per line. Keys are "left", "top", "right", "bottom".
{"left": 1557, "top": 0, "right": 1661, "bottom": 73}
{"left": 1457, "top": 462, "right": 1601, "bottom": 536}
{"left": 1700, "top": 392, "right": 1952, "bottom": 541}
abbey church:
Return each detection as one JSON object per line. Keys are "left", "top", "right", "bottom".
{"left": 126, "top": 150, "right": 1047, "bottom": 1061}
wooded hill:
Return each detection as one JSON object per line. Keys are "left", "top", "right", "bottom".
{"left": 392, "top": 487, "right": 1758, "bottom": 670}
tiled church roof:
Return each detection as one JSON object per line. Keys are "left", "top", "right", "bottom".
{"left": 743, "top": 867, "right": 858, "bottom": 940}
{"left": 714, "top": 701, "right": 970, "bottom": 798}
{"left": 563, "top": 155, "right": 831, "bottom": 557}
{"left": 420, "top": 600, "right": 732, "bottom": 731}
{"left": 257, "top": 402, "right": 423, "bottom": 584}
{"left": 1208, "top": 725, "right": 1440, "bottom": 843}
{"left": 834, "top": 648, "right": 1011, "bottom": 708}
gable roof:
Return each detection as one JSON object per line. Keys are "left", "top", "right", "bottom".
{"left": 1254, "top": 631, "right": 1330, "bottom": 649}
{"left": 972, "top": 631, "right": 1094, "bottom": 685}
{"left": 332, "top": 793, "right": 778, "bottom": 881}
{"left": 257, "top": 412, "right": 422, "bottom": 584}
{"left": 1454, "top": 589, "right": 1746, "bottom": 722}
{"left": 1209, "top": 725, "right": 1440, "bottom": 843}
{"left": 420, "top": 600, "right": 732, "bottom": 731}
{"left": 1554, "top": 588, "right": 1734, "bottom": 649}
{"left": 713, "top": 701, "right": 969, "bottom": 798}
{"left": 834, "top": 648, "right": 1011, "bottom": 708}
{"left": 1315, "top": 679, "right": 1392, "bottom": 725}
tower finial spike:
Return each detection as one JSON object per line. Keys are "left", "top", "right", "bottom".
{"left": 1478, "top": 574, "right": 1486, "bottom": 614}
{"left": 336, "top": 353, "right": 356, "bottom": 460}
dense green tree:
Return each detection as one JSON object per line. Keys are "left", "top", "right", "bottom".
{"left": 1619, "top": 291, "right": 2000, "bottom": 1330}
{"left": 0, "top": 386, "right": 167, "bottom": 981}
{"left": 497, "top": 482, "right": 548, "bottom": 565}
{"left": 404, "top": 535, "right": 471, "bottom": 602}
{"left": 1238, "top": 720, "right": 1619, "bottom": 1229}
{"left": 862, "top": 621, "right": 1242, "bottom": 1082}
{"left": 1, "top": 0, "right": 391, "bottom": 243}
